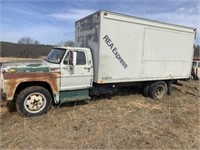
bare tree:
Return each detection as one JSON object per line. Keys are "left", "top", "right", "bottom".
{"left": 34, "top": 40, "right": 40, "bottom": 45}
{"left": 18, "top": 37, "right": 40, "bottom": 45}
{"left": 57, "top": 41, "right": 74, "bottom": 47}
{"left": 65, "top": 41, "right": 74, "bottom": 47}
{"left": 194, "top": 45, "right": 200, "bottom": 58}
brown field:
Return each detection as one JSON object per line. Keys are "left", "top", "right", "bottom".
{"left": 0, "top": 57, "right": 200, "bottom": 149}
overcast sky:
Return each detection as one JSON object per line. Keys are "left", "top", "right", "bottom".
{"left": 0, "top": 0, "right": 199, "bottom": 45}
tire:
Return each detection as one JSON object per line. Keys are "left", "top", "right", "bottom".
{"left": 142, "top": 82, "right": 151, "bottom": 97}
{"left": 149, "top": 81, "right": 167, "bottom": 100}
{"left": 16, "top": 86, "right": 52, "bottom": 117}
{"left": 167, "top": 81, "right": 173, "bottom": 95}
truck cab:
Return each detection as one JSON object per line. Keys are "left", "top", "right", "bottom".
{"left": 45, "top": 47, "right": 94, "bottom": 91}
{"left": 0, "top": 47, "right": 93, "bottom": 117}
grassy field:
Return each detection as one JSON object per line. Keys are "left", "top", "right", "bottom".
{"left": 0, "top": 57, "right": 200, "bottom": 149}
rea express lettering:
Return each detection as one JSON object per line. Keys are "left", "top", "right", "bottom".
{"left": 103, "top": 35, "right": 128, "bottom": 69}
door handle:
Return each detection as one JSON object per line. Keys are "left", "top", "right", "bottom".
{"left": 84, "top": 66, "right": 92, "bottom": 72}
{"left": 84, "top": 66, "right": 93, "bottom": 69}
{"left": 62, "top": 66, "right": 68, "bottom": 70}
{"left": 63, "top": 66, "right": 73, "bottom": 70}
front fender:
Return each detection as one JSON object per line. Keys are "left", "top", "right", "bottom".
{"left": 3, "top": 72, "right": 60, "bottom": 101}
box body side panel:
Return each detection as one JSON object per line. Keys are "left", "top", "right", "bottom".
{"left": 142, "top": 28, "right": 194, "bottom": 78}
{"left": 76, "top": 11, "right": 195, "bottom": 83}
{"left": 99, "top": 13, "right": 144, "bottom": 83}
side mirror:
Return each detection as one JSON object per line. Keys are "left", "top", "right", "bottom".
{"left": 63, "top": 60, "right": 68, "bottom": 65}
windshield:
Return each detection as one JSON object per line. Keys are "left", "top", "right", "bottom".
{"left": 45, "top": 48, "right": 66, "bottom": 64}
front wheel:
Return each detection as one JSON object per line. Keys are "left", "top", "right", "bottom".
{"left": 16, "top": 86, "right": 52, "bottom": 117}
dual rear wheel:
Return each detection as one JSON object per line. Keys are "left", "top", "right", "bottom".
{"left": 142, "top": 81, "right": 168, "bottom": 99}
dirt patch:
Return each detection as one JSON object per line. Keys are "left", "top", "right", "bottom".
{"left": 0, "top": 80, "right": 199, "bottom": 149}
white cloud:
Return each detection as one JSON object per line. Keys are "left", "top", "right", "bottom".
{"left": 49, "top": 9, "right": 95, "bottom": 21}
{"left": 126, "top": 5, "right": 200, "bottom": 44}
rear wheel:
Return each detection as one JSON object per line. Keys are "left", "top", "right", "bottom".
{"left": 149, "top": 81, "right": 167, "bottom": 99}
{"left": 142, "top": 82, "right": 151, "bottom": 97}
{"left": 16, "top": 86, "right": 52, "bottom": 117}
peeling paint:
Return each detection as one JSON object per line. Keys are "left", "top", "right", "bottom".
{"left": 3, "top": 72, "right": 60, "bottom": 100}
{"left": 1, "top": 59, "right": 61, "bottom": 102}
{"left": 2, "top": 60, "right": 50, "bottom": 73}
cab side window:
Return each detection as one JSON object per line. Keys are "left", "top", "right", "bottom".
{"left": 76, "top": 51, "right": 86, "bottom": 65}
{"left": 198, "top": 62, "right": 200, "bottom": 68}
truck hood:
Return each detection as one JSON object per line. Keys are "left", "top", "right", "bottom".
{"left": 1, "top": 59, "right": 59, "bottom": 73}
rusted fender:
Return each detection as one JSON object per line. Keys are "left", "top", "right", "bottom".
{"left": 3, "top": 72, "right": 60, "bottom": 101}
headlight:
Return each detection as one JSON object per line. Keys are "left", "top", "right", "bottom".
{"left": 1, "top": 68, "right": 16, "bottom": 74}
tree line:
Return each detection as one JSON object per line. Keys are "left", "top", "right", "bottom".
{"left": 0, "top": 37, "right": 75, "bottom": 58}
{"left": 18, "top": 37, "right": 75, "bottom": 47}
{"left": 194, "top": 45, "right": 200, "bottom": 58}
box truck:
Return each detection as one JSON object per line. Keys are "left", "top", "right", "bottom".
{"left": 0, "top": 11, "right": 196, "bottom": 117}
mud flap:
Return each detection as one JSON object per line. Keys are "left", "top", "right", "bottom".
{"left": 167, "top": 80, "right": 173, "bottom": 95}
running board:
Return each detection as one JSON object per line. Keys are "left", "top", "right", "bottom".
{"left": 59, "top": 89, "right": 91, "bottom": 104}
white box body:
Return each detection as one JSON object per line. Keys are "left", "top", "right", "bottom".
{"left": 75, "top": 11, "right": 196, "bottom": 84}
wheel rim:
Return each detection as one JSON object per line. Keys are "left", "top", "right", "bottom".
{"left": 155, "top": 85, "right": 166, "bottom": 99}
{"left": 24, "top": 92, "right": 47, "bottom": 113}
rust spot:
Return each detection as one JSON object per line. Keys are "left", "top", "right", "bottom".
{"left": 3, "top": 72, "right": 60, "bottom": 100}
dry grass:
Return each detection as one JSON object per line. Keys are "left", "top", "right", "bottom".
{"left": 0, "top": 81, "right": 199, "bottom": 149}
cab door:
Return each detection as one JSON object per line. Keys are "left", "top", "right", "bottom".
{"left": 60, "top": 49, "right": 93, "bottom": 91}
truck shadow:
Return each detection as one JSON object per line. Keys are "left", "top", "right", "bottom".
{"left": 6, "top": 100, "right": 17, "bottom": 113}
{"left": 59, "top": 101, "right": 89, "bottom": 108}
{"left": 60, "top": 86, "right": 141, "bottom": 108}
{"left": 6, "top": 86, "right": 142, "bottom": 113}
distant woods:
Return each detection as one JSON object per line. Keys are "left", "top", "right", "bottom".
{"left": 0, "top": 37, "right": 75, "bottom": 58}
{"left": 57, "top": 41, "right": 75, "bottom": 47}
{"left": 18, "top": 37, "right": 75, "bottom": 47}
{"left": 0, "top": 42, "right": 53, "bottom": 58}
{"left": 194, "top": 45, "right": 200, "bottom": 59}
